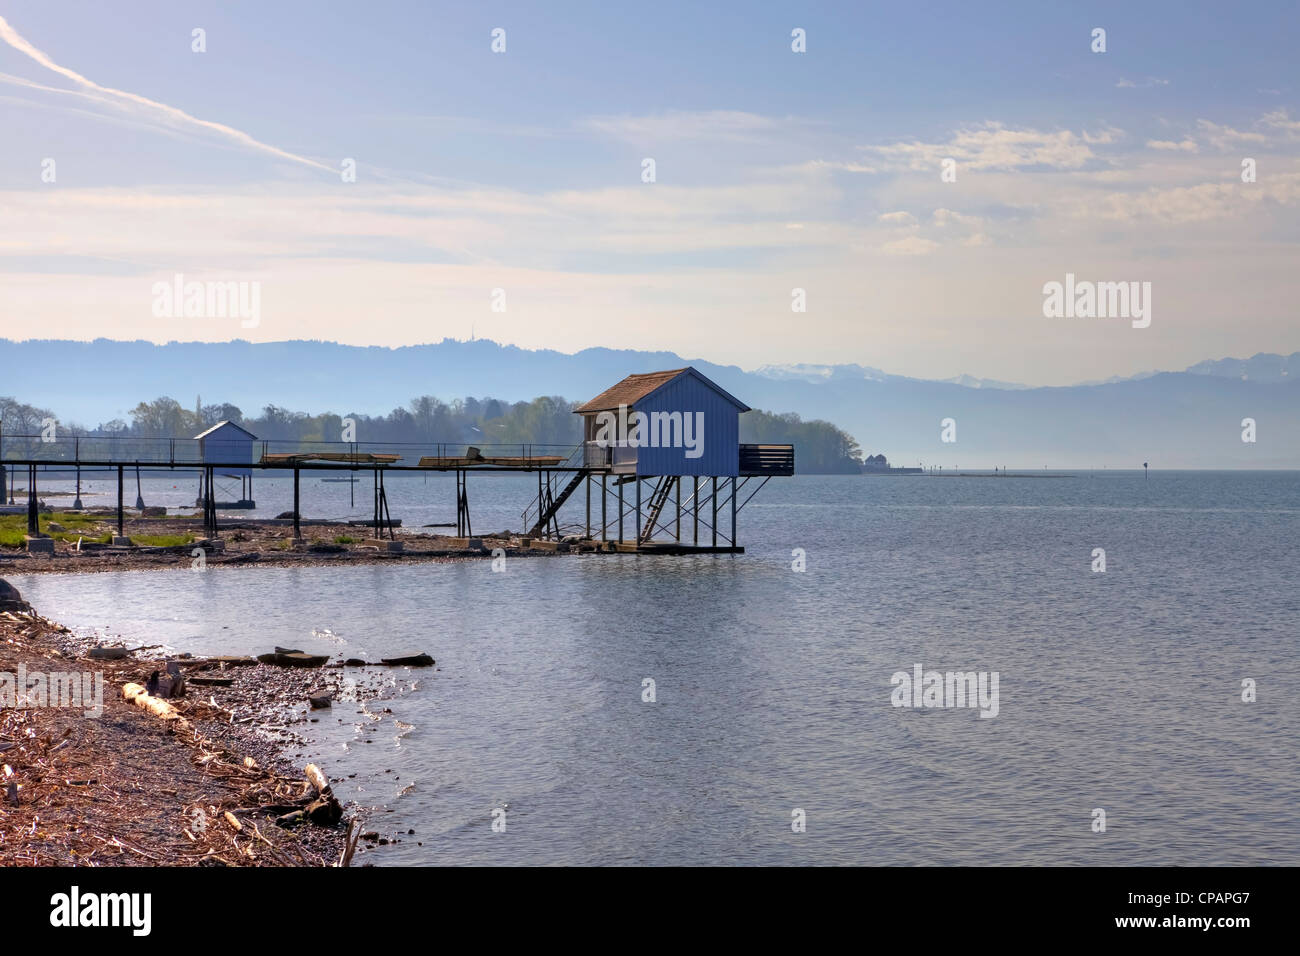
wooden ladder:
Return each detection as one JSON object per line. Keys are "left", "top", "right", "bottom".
{"left": 638, "top": 476, "right": 678, "bottom": 543}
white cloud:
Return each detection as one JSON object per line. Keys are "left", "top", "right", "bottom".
{"left": 932, "top": 208, "right": 982, "bottom": 228}
{"left": 861, "top": 122, "right": 1113, "bottom": 171}
{"left": 1082, "top": 127, "right": 1125, "bottom": 145}
{"left": 1196, "top": 118, "right": 1268, "bottom": 150}
{"left": 1260, "top": 109, "right": 1300, "bottom": 136}
{"left": 1147, "top": 138, "right": 1199, "bottom": 152}
{"left": 1085, "top": 173, "right": 1300, "bottom": 224}
{"left": 877, "top": 211, "right": 917, "bottom": 225}
{"left": 1, "top": 169, "right": 1295, "bottom": 383}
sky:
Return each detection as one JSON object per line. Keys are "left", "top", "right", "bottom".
{"left": 0, "top": 0, "right": 1297, "bottom": 386}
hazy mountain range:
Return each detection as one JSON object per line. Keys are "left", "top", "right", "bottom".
{"left": 1, "top": 339, "right": 1296, "bottom": 468}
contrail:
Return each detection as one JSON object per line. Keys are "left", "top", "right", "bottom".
{"left": 0, "top": 14, "right": 332, "bottom": 172}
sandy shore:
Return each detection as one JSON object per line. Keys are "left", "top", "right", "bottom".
{"left": 0, "top": 597, "right": 419, "bottom": 866}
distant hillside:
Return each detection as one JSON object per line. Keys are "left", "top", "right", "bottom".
{"left": 0, "top": 339, "right": 1296, "bottom": 468}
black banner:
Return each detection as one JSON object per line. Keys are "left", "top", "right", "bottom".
{"left": 3, "top": 866, "right": 1284, "bottom": 941}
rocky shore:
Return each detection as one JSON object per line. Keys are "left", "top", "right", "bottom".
{"left": 1, "top": 513, "right": 578, "bottom": 575}
{"left": 0, "top": 579, "right": 423, "bottom": 866}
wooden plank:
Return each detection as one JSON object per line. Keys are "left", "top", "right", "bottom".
{"left": 260, "top": 452, "right": 402, "bottom": 464}
{"left": 417, "top": 455, "right": 566, "bottom": 468}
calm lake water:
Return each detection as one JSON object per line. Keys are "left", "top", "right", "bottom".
{"left": 6, "top": 470, "right": 1299, "bottom": 865}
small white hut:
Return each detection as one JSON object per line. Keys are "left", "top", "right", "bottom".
{"left": 194, "top": 421, "right": 256, "bottom": 474}
{"left": 194, "top": 421, "right": 257, "bottom": 505}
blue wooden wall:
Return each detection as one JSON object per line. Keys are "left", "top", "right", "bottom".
{"left": 633, "top": 371, "right": 740, "bottom": 477}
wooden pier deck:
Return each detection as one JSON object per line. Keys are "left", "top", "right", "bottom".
{"left": 1, "top": 436, "right": 789, "bottom": 554}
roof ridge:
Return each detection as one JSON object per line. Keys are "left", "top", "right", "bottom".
{"left": 573, "top": 366, "right": 748, "bottom": 414}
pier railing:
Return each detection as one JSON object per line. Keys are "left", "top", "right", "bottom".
{"left": 0, "top": 433, "right": 586, "bottom": 471}
{"left": 580, "top": 440, "right": 640, "bottom": 470}
{"left": 739, "top": 444, "right": 795, "bottom": 476}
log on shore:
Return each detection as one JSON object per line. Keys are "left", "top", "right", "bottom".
{"left": 304, "top": 763, "right": 342, "bottom": 826}
{"left": 122, "top": 682, "right": 190, "bottom": 728}
{"left": 305, "top": 763, "right": 332, "bottom": 796}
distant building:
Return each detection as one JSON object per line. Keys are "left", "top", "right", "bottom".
{"left": 862, "top": 453, "right": 921, "bottom": 476}
{"left": 194, "top": 421, "right": 256, "bottom": 477}
{"left": 193, "top": 420, "right": 257, "bottom": 507}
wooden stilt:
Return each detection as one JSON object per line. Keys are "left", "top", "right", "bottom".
{"left": 675, "top": 476, "right": 681, "bottom": 541}
{"left": 730, "top": 477, "right": 736, "bottom": 546}
{"left": 693, "top": 475, "right": 698, "bottom": 546}
{"left": 711, "top": 477, "right": 717, "bottom": 547}
{"left": 27, "top": 464, "right": 38, "bottom": 535}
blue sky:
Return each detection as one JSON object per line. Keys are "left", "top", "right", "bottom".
{"left": 1, "top": 0, "right": 1297, "bottom": 384}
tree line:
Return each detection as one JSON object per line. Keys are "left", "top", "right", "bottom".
{"left": 0, "top": 395, "right": 865, "bottom": 473}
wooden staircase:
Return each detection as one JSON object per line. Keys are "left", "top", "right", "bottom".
{"left": 526, "top": 471, "right": 585, "bottom": 538}
{"left": 638, "top": 476, "right": 678, "bottom": 543}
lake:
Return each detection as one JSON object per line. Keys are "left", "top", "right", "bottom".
{"left": 6, "top": 470, "right": 1299, "bottom": 864}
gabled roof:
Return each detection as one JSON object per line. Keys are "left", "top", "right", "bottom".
{"left": 194, "top": 420, "right": 257, "bottom": 441}
{"left": 575, "top": 367, "right": 750, "bottom": 414}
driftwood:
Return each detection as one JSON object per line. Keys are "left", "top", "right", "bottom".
{"left": 306, "top": 798, "right": 341, "bottom": 826}
{"left": 304, "top": 763, "right": 342, "bottom": 826}
{"left": 338, "top": 819, "right": 361, "bottom": 867}
{"left": 305, "top": 764, "right": 331, "bottom": 796}
{"left": 122, "top": 682, "right": 190, "bottom": 728}
{"left": 3, "top": 610, "right": 354, "bottom": 867}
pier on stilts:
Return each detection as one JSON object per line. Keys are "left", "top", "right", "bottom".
{"left": 0, "top": 368, "right": 794, "bottom": 556}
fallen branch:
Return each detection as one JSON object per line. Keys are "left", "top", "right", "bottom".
{"left": 338, "top": 818, "right": 361, "bottom": 868}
